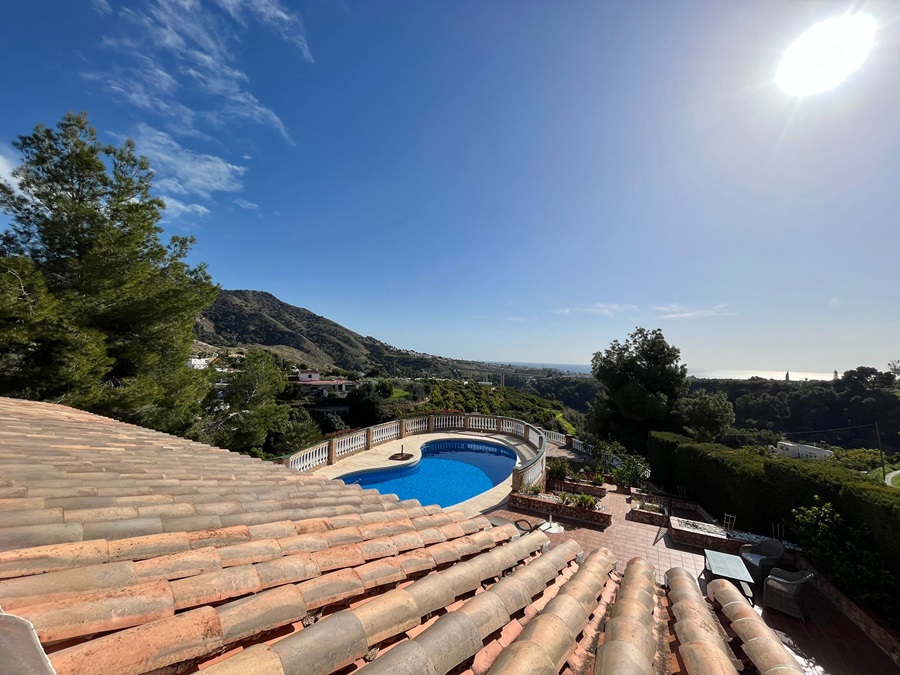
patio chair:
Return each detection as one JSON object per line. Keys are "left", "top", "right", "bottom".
{"left": 763, "top": 568, "right": 814, "bottom": 620}
{"left": 740, "top": 538, "right": 785, "bottom": 585}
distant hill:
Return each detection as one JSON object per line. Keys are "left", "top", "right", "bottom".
{"left": 194, "top": 290, "right": 561, "bottom": 379}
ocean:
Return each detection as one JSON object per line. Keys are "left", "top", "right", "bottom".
{"left": 492, "top": 363, "right": 834, "bottom": 380}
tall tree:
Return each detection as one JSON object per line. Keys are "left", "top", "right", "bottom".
{"left": 197, "top": 348, "right": 290, "bottom": 453}
{"left": 589, "top": 327, "right": 688, "bottom": 451}
{"left": 0, "top": 112, "right": 218, "bottom": 432}
{"left": 676, "top": 390, "right": 735, "bottom": 442}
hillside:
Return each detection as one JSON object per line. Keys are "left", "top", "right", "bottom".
{"left": 194, "top": 290, "right": 564, "bottom": 379}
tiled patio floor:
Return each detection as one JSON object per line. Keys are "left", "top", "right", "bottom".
{"left": 486, "top": 485, "right": 899, "bottom": 675}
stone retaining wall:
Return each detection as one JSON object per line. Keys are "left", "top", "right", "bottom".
{"left": 629, "top": 506, "right": 668, "bottom": 527}
{"left": 545, "top": 479, "right": 607, "bottom": 498}
{"left": 508, "top": 494, "right": 612, "bottom": 527}
{"left": 668, "top": 517, "right": 749, "bottom": 554}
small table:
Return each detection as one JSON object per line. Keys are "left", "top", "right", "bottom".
{"left": 703, "top": 549, "right": 755, "bottom": 605}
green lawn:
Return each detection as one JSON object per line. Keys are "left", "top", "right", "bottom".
{"left": 391, "top": 388, "right": 412, "bottom": 400}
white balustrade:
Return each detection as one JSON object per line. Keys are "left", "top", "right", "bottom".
{"left": 434, "top": 414, "right": 463, "bottom": 429}
{"left": 468, "top": 415, "right": 497, "bottom": 431}
{"left": 373, "top": 421, "right": 400, "bottom": 444}
{"left": 543, "top": 430, "right": 566, "bottom": 445}
{"left": 405, "top": 417, "right": 427, "bottom": 433}
{"left": 572, "top": 439, "right": 584, "bottom": 452}
{"left": 289, "top": 441, "right": 329, "bottom": 472}
{"left": 517, "top": 453, "right": 545, "bottom": 490}
{"left": 335, "top": 430, "right": 366, "bottom": 457}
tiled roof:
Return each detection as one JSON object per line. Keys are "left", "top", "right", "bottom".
{"left": 0, "top": 397, "right": 805, "bottom": 674}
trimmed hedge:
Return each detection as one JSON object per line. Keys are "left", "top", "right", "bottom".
{"left": 648, "top": 432, "right": 900, "bottom": 576}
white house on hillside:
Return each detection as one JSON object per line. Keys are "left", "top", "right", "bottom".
{"left": 188, "top": 357, "right": 212, "bottom": 370}
{"left": 772, "top": 441, "right": 834, "bottom": 460}
{"left": 296, "top": 369, "right": 320, "bottom": 381}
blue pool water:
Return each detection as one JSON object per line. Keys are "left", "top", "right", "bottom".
{"left": 339, "top": 439, "right": 517, "bottom": 508}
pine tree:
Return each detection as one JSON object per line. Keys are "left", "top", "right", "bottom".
{"left": 0, "top": 112, "right": 218, "bottom": 432}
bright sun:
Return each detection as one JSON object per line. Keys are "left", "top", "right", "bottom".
{"left": 776, "top": 13, "right": 877, "bottom": 97}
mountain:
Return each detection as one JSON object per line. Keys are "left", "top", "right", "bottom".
{"left": 195, "top": 290, "right": 553, "bottom": 378}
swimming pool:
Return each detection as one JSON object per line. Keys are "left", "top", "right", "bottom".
{"left": 338, "top": 439, "right": 517, "bottom": 508}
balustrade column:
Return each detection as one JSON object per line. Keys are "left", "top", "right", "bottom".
{"left": 463, "top": 414, "right": 470, "bottom": 430}
{"left": 427, "top": 415, "right": 435, "bottom": 432}
{"left": 524, "top": 426, "right": 530, "bottom": 444}
{"left": 564, "top": 434, "right": 574, "bottom": 448}
{"left": 496, "top": 417, "right": 503, "bottom": 433}
{"left": 399, "top": 419, "right": 406, "bottom": 438}
{"left": 366, "top": 428, "right": 374, "bottom": 450}
{"left": 327, "top": 439, "right": 337, "bottom": 465}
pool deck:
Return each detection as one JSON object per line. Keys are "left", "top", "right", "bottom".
{"left": 312, "top": 431, "right": 534, "bottom": 517}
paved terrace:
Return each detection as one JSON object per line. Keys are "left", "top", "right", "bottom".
{"left": 489, "top": 476, "right": 897, "bottom": 675}
{"left": 0, "top": 399, "right": 894, "bottom": 675}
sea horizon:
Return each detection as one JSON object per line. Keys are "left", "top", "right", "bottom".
{"left": 490, "top": 362, "right": 835, "bottom": 381}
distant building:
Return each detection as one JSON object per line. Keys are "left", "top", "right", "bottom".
{"left": 188, "top": 357, "right": 212, "bottom": 370}
{"left": 295, "top": 369, "right": 320, "bottom": 381}
{"left": 772, "top": 441, "right": 834, "bottom": 460}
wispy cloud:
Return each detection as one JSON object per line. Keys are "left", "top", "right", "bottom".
{"left": 553, "top": 301, "right": 733, "bottom": 321}
{"left": 0, "top": 149, "right": 20, "bottom": 193}
{"left": 92, "top": 0, "right": 113, "bottom": 15}
{"left": 553, "top": 303, "right": 638, "bottom": 317}
{"left": 88, "top": 0, "right": 312, "bottom": 143}
{"left": 652, "top": 303, "right": 734, "bottom": 320}
{"left": 828, "top": 297, "right": 840, "bottom": 307}
{"left": 162, "top": 196, "right": 211, "bottom": 218}
{"left": 135, "top": 123, "right": 246, "bottom": 198}
{"left": 233, "top": 198, "right": 258, "bottom": 210}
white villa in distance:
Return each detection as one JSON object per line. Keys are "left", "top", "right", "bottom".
{"left": 771, "top": 441, "right": 835, "bottom": 460}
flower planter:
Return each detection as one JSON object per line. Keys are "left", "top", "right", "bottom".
{"left": 545, "top": 479, "right": 606, "bottom": 498}
{"left": 508, "top": 493, "right": 612, "bottom": 527}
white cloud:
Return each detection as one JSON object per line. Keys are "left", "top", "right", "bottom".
{"left": 652, "top": 303, "right": 734, "bottom": 320}
{"left": 135, "top": 124, "right": 246, "bottom": 198}
{"left": 242, "top": 153, "right": 253, "bottom": 160}
{"left": 0, "top": 149, "right": 20, "bottom": 193}
{"left": 212, "top": 0, "right": 313, "bottom": 62}
{"left": 92, "top": 0, "right": 113, "bottom": 14}
{"left": 553, "top": 303, "right": 638, "bottom": 317}
{"left": 233, "top": 198, "right": 258, "bottom": 210}
{"left": 89, "top": 0, "right": 311, "bottom": 143}
{"left": 161, "top": 196, "right": 211, "bottom": 218}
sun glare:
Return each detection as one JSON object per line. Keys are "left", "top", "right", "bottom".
{"left": 776, "top": 13, "right": 876, "bottom": 97}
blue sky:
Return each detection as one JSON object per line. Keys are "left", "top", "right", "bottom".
{"left": 1, "top": 1, "right": 898, "bottom": 373}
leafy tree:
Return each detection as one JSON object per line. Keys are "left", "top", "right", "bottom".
{"left": 263, "top": 406, "right": 321, "bottom": 458}
{"left": 0, "top": 112, "right": 217, "bottom": 432}
{"left": 209, "top": 348, "right": 290, "bottom": 452}
{"left": 589, "top": 327, "right": 688, "bottom": 451}
{"left": 346, "top": 382, "right": 387, "bottom": 428}
{"left": 375, "top": 379, "right": 394, "bottom": 399}
{"left": 676, "top": 390, "right": 735, "bottom": 442}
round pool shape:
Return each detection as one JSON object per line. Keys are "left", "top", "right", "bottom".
{"left": 338, "top": 439, "right": 518, "bottom": 508}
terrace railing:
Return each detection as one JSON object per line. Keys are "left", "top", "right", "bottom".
{"left": 286, "top": 413, "right": 549, "bottom": 491}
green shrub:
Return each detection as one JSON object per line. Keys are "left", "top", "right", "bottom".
{"left": 574, "top": 493, "right": 597, "bottom": 510}
{"left": 647, "top": 432, "right": 900, "bottom": 579}
{"left": 546, "top": 457, "right": 571, "bottom": 481}
{"left": 612, "top": 454, "right": 651, "bottom": 489}
{"left": 558, "top": 492, "right": 575, "bottom": 506}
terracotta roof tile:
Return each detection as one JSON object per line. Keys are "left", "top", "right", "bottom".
{"left": 19, "top": 579, "right": 175, "bottom": 642}
{"left": 49, "top": 605, "right": 224, "bottom": 675}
